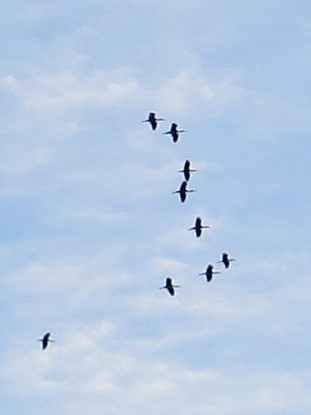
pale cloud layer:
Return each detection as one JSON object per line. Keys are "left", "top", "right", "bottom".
{"left": 1, "top": 1, "right": 311, "bottom": 415}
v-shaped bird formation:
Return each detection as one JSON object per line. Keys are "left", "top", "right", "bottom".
{"left": 37, "top": 110, "right": 237, "bottom": 348}
{"left": 143, "top": 111, "right": 236, "bottom": 297}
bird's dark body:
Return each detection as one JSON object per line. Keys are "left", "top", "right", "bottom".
{"left": 41, "top": 332, "right": 51, "bottom": 350}
{"left": 205, "top": 265, "right": 214, "bottom": 282}
{"left": 148, "top": 112, "right": 157, "bottom": 130}
{"left": 222, "top": 253, "right": 230, "bottom": 268}
{"left": 166, "top": 278, "right": 175, "bottom": 296}
{"left": 179, "top": 181, "right": 187, "bottom": 203}
{"left": 194, "top": 217, "right": 203, "bottom": 237}
{"left": 170, "top": 123, "right": 179, "bottom": 142}
{"left": 183, "top": 160, "right": 191, "bottom": 181}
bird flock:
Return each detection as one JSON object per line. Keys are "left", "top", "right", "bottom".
{"left": 38, "top": 111, "right": 236, "bottom": 349}
{"left": 143, "top": 112, "right": 236, "bottom": 297}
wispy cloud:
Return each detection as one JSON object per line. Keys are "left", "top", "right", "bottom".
{"left": 1, "top": 1, "right": 311, "bottom": 415}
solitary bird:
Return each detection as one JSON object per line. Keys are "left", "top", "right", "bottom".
{"left": 218, "top": 252, "right": 236, "bottom": 269}
{"left": 199, "top": 264, "right": 221, "bottom": 282}
{"left": 164, "top": 123, "right": 186, "bottom": 142}
{"left": 188, "top": 217, "right": 210, "bottom": 237}
{"left": 160, "top": 277, "right": 180, "bottom": 296}
{"left": 179, "top": 159, "right": 196, "bottom": 182}
{"left": 172, "top": 181, "right": 195, "bottom": 203}
{"left": 38, "top": 332, "right": 54, "bottom": 350}
{"left": 142, "top": 112, "right": 164, "bottom": 131}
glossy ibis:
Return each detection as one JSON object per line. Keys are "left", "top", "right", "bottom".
{"left": 38, "top": 332, "right": 54, "bottom": 350}
{"left": 142, "top": 112, "right": 164, "bottom": 130}
{"left": 160, "top": 277, "right": 179, "bottom": 296}
{"left": 188, "top": 217, "right": 210, "bottom": 237}
{"left": 164, "top": 123, "right": 186, "bottom": 142}
{"left": 172, "top": 181, "right": 195, "bottom": 203}
{"left": 199, "top": 265, "right": 221, "bottom": 282}
{"left": 218, "top": 252, "right": 236, "bottom": 268}
{"left": 179, "top": 159, "right": 196, "bottom": 182}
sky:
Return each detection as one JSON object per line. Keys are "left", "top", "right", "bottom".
{"left": 1, "top": 1, "right": 311, "bottom": 414}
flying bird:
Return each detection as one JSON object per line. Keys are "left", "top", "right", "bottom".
{"left": 199, "top": 265, "right": 221, "bottom": 282}
{"left": 172, "top": 181, "right": 195, "bottom": 203}
{"left": 179, "top": 159, "right": 196, "bottom": 182}
{"left": 160, "top": 277, "right": 180, "bottom": 296}
{"left": 188, "top": 217, "right": 210, "bottom": 237}
{"left": 163, "top": 123, "right": 186, "bottom": 142}
{"left": 38, "top": 332, "right": 54, "bottom": 350}
{"left": 218, "top": 252, "right": 236, "bottom": 268}
{"left": 142, "top": 112, "right": 164, "bottom": 130}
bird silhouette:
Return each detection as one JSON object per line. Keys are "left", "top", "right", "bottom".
{"left": 188, "top": 217, "right": 210, "bottom": 237}
{"left": 164, "top": 123, "right": 186, "bottom": 142}
{"left": 160, "top": 277, "right": 180, "bottom": 296}
{"left": 218, "top": 252, "right": 236, "bottom": 268}
{"left": 172, "top": 181, "right": 195, "bottom": 203}
{"left": 142, "top": 112, "right": 164, "bottom": 130}
{"left": 38, "top": 332, "right": 54, "bottom": 350}
{"left": 199, "top": 265, "right": 221, "bottom": 282}
{"left": 179, "top": 159, "right": 196, "bottom": 182}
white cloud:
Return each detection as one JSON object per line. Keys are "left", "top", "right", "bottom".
{"left": 0, "top": 75, "right": 22, "bottom": 94}
{"left": 157, "top": 71, "right": 246, "bottom": 116}
{"left": 21, "top": 69, "right": 139, "bottom": 113}
{"left": 1, "top": 2, "right": 311, "bottom": 415}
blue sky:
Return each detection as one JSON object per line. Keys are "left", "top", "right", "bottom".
{"left": 1, "top": 1, "right": 311, "bottom": 414}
